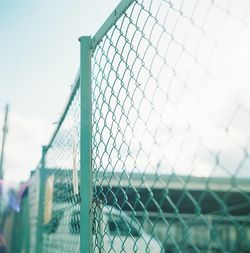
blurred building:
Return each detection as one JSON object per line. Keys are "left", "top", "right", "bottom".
{"left": 47, "top": 169, "right": 250, "bottom": 253}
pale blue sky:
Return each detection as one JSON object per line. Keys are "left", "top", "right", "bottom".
{"left": 1, "top": 0, "right": 250, "bottom": 184}
{"left": 0, "top": 0, "right": 119, "bottom": 183}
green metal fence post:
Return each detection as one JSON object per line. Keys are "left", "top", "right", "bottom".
{"left": 11, "top": 209, "right": 22, "bottom": 253}
{"left": 35, "top": 145, "right": 47, "bottom": 253}
{"left": 23, "top": 194, "right": 30, "bottom": 253}
{"left": 79, "top": 36, "right": 92, "bottom": 253}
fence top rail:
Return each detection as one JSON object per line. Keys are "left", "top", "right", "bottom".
{"left": 34, "top": 0, "right": 134, "bottom": 169}
{"left": 91, "top": 0, "right": 135, "bottom": 50}
{"left": 34, "top": 70, "right": 80, "bottom": 171}
{"left": 46, "top": 70, "right": 80, "bottom": 150}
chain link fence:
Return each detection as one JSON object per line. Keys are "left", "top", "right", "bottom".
{"left": 29, "top": 171, "right": 40, "bottom": 253}
{"left": 6, "top": 0, "right": 250, "bottom": 252}
{"left": 92, "top": 0, "right": 250, "bottom": 252}
{"left": 40, "top": 85, "right": 81, "bottom": 253}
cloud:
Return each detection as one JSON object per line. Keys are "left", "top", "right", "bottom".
{"left": 1, "top": 111, "right": 53, "bottom": 184}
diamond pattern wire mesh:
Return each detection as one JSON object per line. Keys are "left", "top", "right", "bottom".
{"left": 40, "top": 87, "right": 81, "bottom": 253}
{"left": 92, "top": 0, "right": 250, "bottom": 253}
{"left": 20, "top": 0, "right": 250, "bottom": 252}
{"left": 29, "top": 170, "right": 40, "bottom": 253}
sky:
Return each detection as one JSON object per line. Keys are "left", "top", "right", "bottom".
{"left": 0, "top": 0, "right": 119, "bottom": 183}
{"left": 1, "top": 0, "right": 250, "bottom": 185}
{"left": 89, "top": 0, "right": 250, "bottom": 181}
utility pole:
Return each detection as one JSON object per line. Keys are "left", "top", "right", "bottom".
{"left": 0, "top": 104, "right": 9, "bottom": 180}
{"left": 0, "top": 104, "right": 9, "bottom": 227}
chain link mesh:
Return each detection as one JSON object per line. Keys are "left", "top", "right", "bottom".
{"left": 29, "top": 170, "right": 40, "bottom": 253}
{"left": 92, "top": 0, "right": 250, "bottom": 252}
{"left": 41, "top": 87, "right": 81, "bottom": 253}
{"left": 11, "top": 0, "right": 250, "bottom": 252}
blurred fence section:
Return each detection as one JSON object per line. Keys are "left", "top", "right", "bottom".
{"left": 5, "top": 0, "right": 250, "bottom": 252}
{"left": 38, "top": 84, "right": 81, "bottom": 253}
{"left": 2, "top": 183, "right": 30, "bottom": 253}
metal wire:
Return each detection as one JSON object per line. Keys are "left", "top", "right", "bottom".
{"left": 12, "top": 0, "right": 250, "bottom": 253}
{"left": 26, "top": 170, "right": 39, "bottom": 253}
{"left": 41, "top": 88, "right": 81, "bottom": 253}
{"left": 92, "top": 0, "right": 250, "bottom": 252}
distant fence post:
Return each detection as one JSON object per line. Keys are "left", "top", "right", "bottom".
{"left": 23, "top": 194, "right": 30, "bottom": 253}
{"left": 35, "top": 145, "right": 47, "bottom": 253}
{"left": 79, "top": 36, "right": 92, "bottom": 253}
